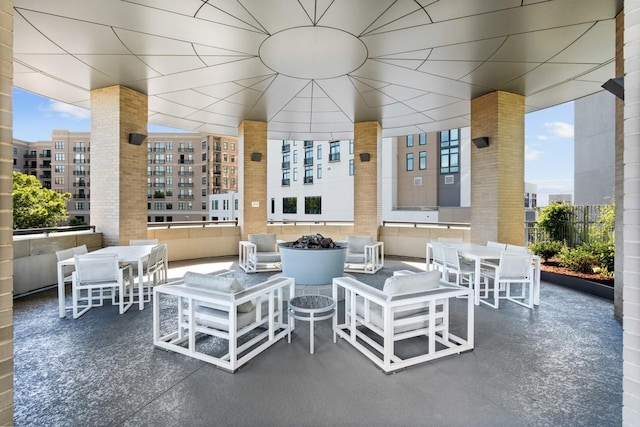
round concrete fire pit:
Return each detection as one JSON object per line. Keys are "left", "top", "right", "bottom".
{"left": 278, "top": 234, "right": 347, "bottom": 286}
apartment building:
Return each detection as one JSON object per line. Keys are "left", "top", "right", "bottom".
{"left": 13, "top": 131, "right": 238, "bottom": 224}
{"left": 267, "top": 139, "right": 355, "bottom": 222}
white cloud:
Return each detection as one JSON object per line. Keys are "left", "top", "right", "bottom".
{"left": 525, "top": 145, "right": 543, "bottom": 161}
{"left": 544, "top": 121, "right": 574, "bottom": 138}
{"left": 537, "top": 135, "right": 548, "bottom": 141}
{"left": 39, "top": 100, "right": 90, "bottom": 120}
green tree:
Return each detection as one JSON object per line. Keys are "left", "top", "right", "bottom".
{"left": 537, "top": 202, "right": 574, "bottom": 244}
{"left": 13, "top": 172, "right": 70, "bottom": 229}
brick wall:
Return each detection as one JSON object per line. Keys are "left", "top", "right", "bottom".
{"left": 470, "top": 91, "right": 525, "bottom": 245}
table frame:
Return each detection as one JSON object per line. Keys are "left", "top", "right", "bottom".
{"left": 288, "top": 295, "right": 336, "bottom": 354}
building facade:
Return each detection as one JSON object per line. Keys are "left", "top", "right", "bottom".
{"left": 13, "top": 131, "right": 238, "bottom": 223}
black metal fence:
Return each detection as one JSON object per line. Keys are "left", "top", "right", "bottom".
{"left": 525, "top": 204, "right": 613, "bottom": 247}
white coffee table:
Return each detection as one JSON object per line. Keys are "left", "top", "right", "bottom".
{"left": 288, "top": 295, "right": 336, "bottom": 354}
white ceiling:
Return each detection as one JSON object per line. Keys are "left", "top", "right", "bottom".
{"left": 12, "top": 0, "right": 622, "bottom": 140}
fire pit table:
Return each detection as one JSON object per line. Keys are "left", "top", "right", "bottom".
{"left": 278, "top": 234, "right": 347, "bottom": 286}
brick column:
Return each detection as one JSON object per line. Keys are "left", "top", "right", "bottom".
{"left": 614, "top": 10, "right": 624, "bottom": 320}
{"left": 623, "top": 1, "right": 640, "bottom": 423}
{"left": 354, "top": 121, "right": 381, "bottom": 238}
{"left": 237, "top": 120, "right": 267, "bottom": 239}
{"left": 90, "top": 86, "right": 148, "bottom": 246}
{"left": 0, "top": 1, "right": 13, "bottom": 424}
{"left": 470, "top": 91, "right": 525, "bottom": 245}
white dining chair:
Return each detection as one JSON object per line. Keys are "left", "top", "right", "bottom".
{"left": 480, "top": 251, "right": 535, "bottom": 309}
{"left": 486, "top": 241, "right": 506, "bottom": 250}
{"left": 72, "top": 253, "right": 134, "bottom": 319}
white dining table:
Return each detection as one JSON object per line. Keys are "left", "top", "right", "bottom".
{"left": 56, "top": 245, "right": 158, "bottom": 317}
{"left": 426, "top": 242, "right": 541, "bottom": 306}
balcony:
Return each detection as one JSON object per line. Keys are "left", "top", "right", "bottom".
{"left": 12, "top": 244, "right": 622, "bottom": 427}
{"left": 39, "top": 163, "right": 51, "bottom": 169}
{"left": 329, "top": 153, "right": 340, "bottom": 162}
{"left": 178, "top": 147, "right": 194, "bottom": 153}
{"left": 153, "top": 148, "right": 166, "bottom": 153}
{"left": 281, "top": 161, "right": 290, "bottom": 169}
{"left": 281, "top": 144, "right": 290, "bottom": 153}
{"left": 178, "top": 183, "right": 194, "bottom": 187}
{"left": 73, "top": 147, "right": 86, "bottom": 152}
{"left": 39, "top": 174, "right": 51, "bottom": 179}
{"left": 150, "top": 159, "right": 166, "bottom": 164}
{"left": 24, "top": 153, "right": 37, "bottom": 159}
{"left": 179, "top": 159, "right": 194, "bottom": 164}
{"left": 304, "top": 158, "right": 313, "bottom": 166}
{"left": 304, "top": 140, "right": 313, "bottom": 148}
{"left": 303, "top": 176, "right": 313, "bottom": 184}
{"left": 39, "top": 152, "right": 51, "bottom": 158}
{"left": 152, "top": 171, "right": 165, "bottom": 176}
{"left": 73, "top": 159, "right": 88, "bottom": 164}
{"left": 178, "top": 171, "right": 194, "bottom": 176}
{"left": 72, "top": 182, "right": 88, "bottom": 187}
{"left": 281, "top": 179, "right": 290, "bottom": 186}
{"left": 178, "top": 195, "right": 194, "bottom": 199}
{"left": 73, "top": 193, "right": 88, "bottom": 199}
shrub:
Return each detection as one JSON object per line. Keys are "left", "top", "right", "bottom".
{"left": 584, "top": 241, "right": 615, "bottom": 274}
{"left": 529, "top": 241, "right": 564, "bottom": 262}
{"left": 536, "top": 202, "right": 574, "bottom": 244}
{"left": 558, "top": 245, "right": 598, "bottom": 274}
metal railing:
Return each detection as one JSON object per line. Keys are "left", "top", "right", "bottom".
{"left": 13, "top": 225, "right": 96, "bottom": 236}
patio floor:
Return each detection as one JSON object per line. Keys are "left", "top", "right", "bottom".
{"left": 13, "top": 256, "right": 622, "bottom": 427}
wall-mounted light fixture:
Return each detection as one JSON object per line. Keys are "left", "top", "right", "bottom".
{"left": 359, "top": 152, "right": 371, "bottom": 162}
{"left": 472, "top": 136, "right": 489, "bottom": 148}
{"left": 602, "top": 77, "right": 624, "bottom": 100}
{"left": 128, "top": 133, "right": 147, "bottom": 145}
{"left": 250, "top": 152, "right": 263, "bottom": 162}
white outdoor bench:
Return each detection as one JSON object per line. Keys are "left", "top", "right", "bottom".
{"left": 153, "top": 272, "right": 295, "bottom": 373}
{"left": 332, "top": 271, "right": 474, "bottom": 373}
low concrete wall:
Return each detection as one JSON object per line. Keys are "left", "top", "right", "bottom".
{"left": 148, "top": 226, "right": 240, "bottom": 262}
{"left": 380, "top": 225, "right": 470, "bottom": 258}
{"left": 13, "top": 232, "right": 103, "bottom": 296}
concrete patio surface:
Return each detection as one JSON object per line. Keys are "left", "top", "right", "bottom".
{"left": 13, "top": 256, "right": 622, "bottom": 426}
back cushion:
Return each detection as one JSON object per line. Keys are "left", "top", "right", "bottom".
{"left": 346, "top": 235, "right": 373, "bottom": 253}
{"left": 183, "top": 271, "right": 253, "bottom": 312}
{"left": 249, "top": 233, "right": 277, "bottom": 252}
{"left": 383, "top": 271, "right": 442, "bottom": 295}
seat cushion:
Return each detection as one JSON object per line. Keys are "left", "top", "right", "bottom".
{"left": 183, "top": 271, "right": 254, "bottom": 312}
{"left": 383, "top": 271, "right": 441, "bottom": 295}
{"left": 194, "top": 297, "right": 276, "bottom": 332}
{"left": 249, "top": 233, "right": 277, "bottom": 252}
{"left": 345, "top": 253, "right": 365, "bottom": 264}
{"left": 346, "top": 235, "right": 373, "bottom": 254}
{"left": 255, "top": 251, "right": 281, "bottom": 263}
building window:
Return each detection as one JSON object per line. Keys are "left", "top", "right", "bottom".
{"left": 329, "top": 141, "right": 340, "bottom": 161}
{"left": 54, "top": 141, "right": 64, "bottom": 149}
{"left": 55, "top": 165, "right": 65, "bottom": 173}
{"left": 317, "top": 164, "right": 322, "bottom": 179}
{"left": 406, "top": 153, "right": 414, "bottom": 171}
{"left": 440, "top": 129, "right": 460, "bottom": 174}
{"left": 178, "top": 203, "right": 185, "bottom": 210}
{"left": 154, "top": 202, "right": 164, "bottom": 210}
{"left": 235, "top": 199, "right": 238, "bottom": 210}
{"left": 212, "top": 200, "right": 219, "bottom": 210}
{"left": 282, "top": 170, "right": 290, "bottom": 186}
{"left": 305, "top": 196, "right": 321, "bottom": 215}
{"left": 166, "top": 202, "right": 173, "bottom": 209}
{"left": 54, "top": 176, "right": 64, "bottom": 185}
{"left": 75, "top": 202, "right": 85, "bottom": 210}
{"left": 304, "top": 147, "right": 313, "bottom": 165}
{"left": 407, "top": 135, "right": 414, "bottom": 147}
{"left": 202, "top": 189, "right": 206, "bottom": 197}
{"left": 419, "top": 151, "right": 427, "bottom": 170}
{"left": 283, "top": 197, "right": 297, "bottom": 214}
{"left": 202, "top": 176, "right": 207, "bottom": 185}
{"left": 230, "top": 178, "right": 235, "bottom": 186}
{"left": 524, "top": 192, "right": 530, "bottom": 208}
{"left": 230, "top": 155, "right": 235, "bottom": 163}
{"left": 55, "top": 153, "right": 65, "bottom": 161}
{"left": 419, "top": 133, "right": 426, "bottom": 145}
{"left": 349, "top": 159, "right": 354, "bottom": 176}
{"left": 317, "top": 145, "right": 322, "bottom": 159}
{"left": 166, "top": 142, "right": 173, "bottom": 150}
{"left": 230, "top": 166, "right": 235, "bottom": 174}
{"left": 304, "top": 166, "right": 313, "bottom": 184}
{"left": 293, "top": 168, "right": 298, "bottom": 181}
{"left": 202, "top": 140, "right": 207, "bottom": 149}
{"left": 201, "top": 201, "right": 207, "bottom": 210}
{"left": 223, "top": 141, "right": 228, "bottom": 150}
{"left": 349, "top": 140, "right": 354, "bottom": 154}
{"left": 293, "top": 150, "right": 298, "bottom": 164}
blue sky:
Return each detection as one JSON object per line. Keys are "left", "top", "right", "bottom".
{"left": 12, "top": 87, "right": 573, "bottom": 206}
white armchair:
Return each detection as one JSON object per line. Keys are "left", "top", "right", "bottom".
{"left": 238, "top": 233, "right": 282, "bottom": 273}
{"left": 333, "top": 271, "right": 474, "bottom": 373}
{"left": 153, "top": 271, "right": 294, "bottom": 372}
{"left": 343, "top": 235, "right": 384, "bottom": 274}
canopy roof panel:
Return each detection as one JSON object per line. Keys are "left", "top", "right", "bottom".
{"left": 13, "top": 0, "right": 622, "bottom": 139}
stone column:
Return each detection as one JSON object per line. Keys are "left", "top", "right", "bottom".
{"left": 353, "top": 121, "right": 382, "bottom": 238}
{"left": 237, "top": 120, "right": 268, "bottom": 239}
{"left": 470, "top": 91, "right": 525, "bottom": 245}
{"left": 623, "top": 0, "right": 640, "bottom": 423}
{"left": 0, "top": 1, "right": 13, "bottom": 423}
{"left": 90, "top": 86, "right": 148, "bottom": 246}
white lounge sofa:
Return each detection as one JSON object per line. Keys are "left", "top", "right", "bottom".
{"left": 153, "top": 271, "right": 294, "bottom": 373}
{"left": 238, "top": 233, "right": 282, "bottom": 273}
{"left": 332, "top": 271, "right": 474, "bottom": 373}
{"left": 343, "top": 235, "right": 384, "bottom": 274}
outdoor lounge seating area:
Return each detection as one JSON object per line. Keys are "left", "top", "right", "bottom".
{"left": 13, "top": 255, "right": 622, "bottom": 426}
